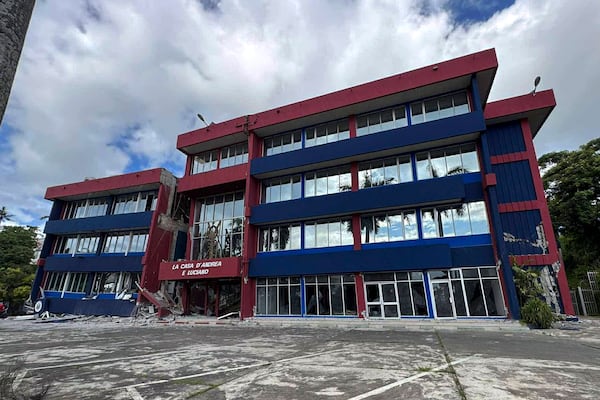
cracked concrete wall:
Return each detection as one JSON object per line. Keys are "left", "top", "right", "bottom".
{"left": 0, "top": 0, "right": 35, "bottom": 124}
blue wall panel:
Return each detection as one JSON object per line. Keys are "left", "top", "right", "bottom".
{"left": 47, "top": 298, "right": 136, "bottom": 317}
{"left": 251, "top": 111, "right": 485, "bottom": 177}
{"left": 44, "top": 255, "right": 143, "bottom": 272}
{"left": 486, "top": 122, "right": 525, "bottom": 156}
{"left": 251, "top": 174, "right": 483, "bottom": 225}
{"left": 493, "top": 161, "right": 536, "bottom": 203}
{"left": 249, "top": 242, "right": 495, "bottom": 277}
{"left": 44, "top": 211, "right": 153, "bottom": 235}
{"left": 500, "top": 210, "right": 544, "bottom": 255}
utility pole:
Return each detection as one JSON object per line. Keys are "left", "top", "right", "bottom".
{"left": 0, "top": 0, "right": 35, "bottom": 124}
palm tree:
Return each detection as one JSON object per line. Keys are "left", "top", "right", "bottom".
{"left": 0, "top": 206, "right": 14, "bottom": 225}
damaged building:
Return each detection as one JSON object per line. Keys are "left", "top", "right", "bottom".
{"left": 30, "top": 48, "right": 575, "bottom": 320}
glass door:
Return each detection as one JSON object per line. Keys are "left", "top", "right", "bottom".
{"left": 430, "top": 280, "right": 456, "bottom": 318}
{"left": 365, "top": 282, "right": 399, "bottom": 318}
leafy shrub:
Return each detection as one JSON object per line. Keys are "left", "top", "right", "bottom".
{"left": 521, "top": 298, "right": 554, "bottom": 329}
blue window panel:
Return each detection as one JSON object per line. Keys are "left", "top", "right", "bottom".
{"left": 486, "top": 122, "right": 526, "bottom": 156}
{"left": 493, "top": 161, "right": 536, "bottom": 203}
{"left": 46, "top": 298, "right": 136, "bottom": 317}
{"left": 250, "top": 242, "right": 494, "bottom": 277}
{"left": 44, "top": 255, "right": 143, "bottom": 272}
{"left": 44, "top": 211, "right": 153, "bottom": 235}
{"left": 252, "top": 175, "right": 473, "bottom": 225}
{"left": 251, "top": 111, "right": 485, "bottom": 178}
{"left": 500, "top": 210, "right": 545, "bottom": 255}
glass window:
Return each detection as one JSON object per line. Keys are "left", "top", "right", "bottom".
{"left": 305, "top": 219, "right": 353, "bottom": 249}
{"left": 191, "top": 150, "right": 219, "bottom": 174}
{"left": 63, "top": 198, "right": 109, "bottom": 219}
{"left": 361, "top": 210, "right": 418, "bottom": 243}
{"left": 305, "top": 167, "right": 351, "bottom": 198}
{"left": 421, "top": 209, "right": 439, "bottom": 238}
{"left": 262, "top": 175, "right": 302, "bottom": 203}
{"left": 359, "top": 155, "right": 413, "bottom": 189}
{"left": 416, "top": 144, "right": 479, "bottom": 180}
{"left": 304, "top": 275, "right": 356, "bottom": 316}
{"left": 220, "top": 142, "right": 248, "bottom": 168}
{"left": 305, "top": 119, "right": 350, "bottom": 148}
{"left": 468, "top": 201, "right": 490, "bottom": 234}
{"left": 265, "top": 130, "right": 302, "bottom": 156}
{"left": 256, "top": 277, "right": 301, "bottom": 315}
{"left": 192, "top": 191, "right": 245, "bottom": 259}
{"left": 258, "top": 224, "right": 301, "bottom": 252}
{"left": 410, "top": 91, "right": 470, "bottom": 125}
{"left": 357, "top": 106, "right": 407, "bottom": 136}
{"left": 112, "top": 191, "right": 158, "bottom": 214}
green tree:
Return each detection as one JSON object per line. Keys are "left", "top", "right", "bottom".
{"left": 539, "top": 138, "right": 600, "bottom": 280}
{"left": 0, "top": 206, "right": 14, "bottom": 224}
{"left": 0, "top": 225, "right": 38, "bottom": 314}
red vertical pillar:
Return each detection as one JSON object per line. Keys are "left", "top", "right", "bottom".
{"left": 349, "top": 115, "right": 357, "bottom": 138}
{"left": 355, "top": 273, "right": 366, "bottom": 318}
{"left": 240, "top": 129, "right": 261, "bottom": 319}
{"left": 521, "top": 119, "right": 574, "bottom": 315}
{"left": 185, "top": 200, "right": 195, "bottom": 260}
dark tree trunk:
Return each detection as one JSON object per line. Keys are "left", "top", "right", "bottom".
{"left": 0, "top": 0, "right": 35, "bottom": 124}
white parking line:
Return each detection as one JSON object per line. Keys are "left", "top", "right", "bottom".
{"left": 12, "top": 369, "right": 28, "bottom": 391}
{"left": 121, "top": 348, "right": 344, "bottom": 391}
{"left": 126, "top": 387, "right": 145, "bottom": 400}
{"left": 347, "top": 355, "right": 477, "bottom": 400}
{"left": 27, "top": 349, "right": 198, "bottom": 371}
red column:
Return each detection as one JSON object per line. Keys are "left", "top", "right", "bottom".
{"left": 185, "top": 199, "right": 195, "bottom": 260}
{"left": 349, "top": 115, "right": 357, "bottom": 138}
{"left": 521, "top": 119, "right": 574, "bottom": 315}
{"left": 240, "top": 130, "right": 261, "bottom": 319}
{"left": 355, "top": 273, "right": 366, "bottom": 318}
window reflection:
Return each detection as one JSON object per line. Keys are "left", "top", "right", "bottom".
{"left": 305, "top": 219, "right": 353, "bottom": 249}
{"left": 357, "top": 106, "right": 407, "bottom": 136}
{"left": 359, "top": 155, "right": 412, "bottom": 189}
{"left": 192, "top": 192, "right": 245, "bottom": 259}
{"left": 361, "top": 211, "right": 417, "bottom": 243}
{"left": 258, "top": 224, "right": 301, "bottom": 252}
{"left": 416, "top": 144, "right": 479, "bottom": 180}
{"left": 305, "top": 167, "right": 352, "bottom": 197}
{"left": 420, "top": 201, "right": 489, "bottom": 239}
{"left": 410, "top": 91, "right": 470, "bottom": 125}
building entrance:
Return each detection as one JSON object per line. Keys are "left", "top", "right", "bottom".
{"left": 365, "top": 282, "right": 399, "bottom": 318}
{"left": 429, "top": 278, "right": 456, "bottom": 318}
{"left": 189, "top": 280, "right": 240, "bottom": 317}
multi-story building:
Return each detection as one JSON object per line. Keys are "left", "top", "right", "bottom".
{"left": 33, "top": 48, "right": 574, "bottom": 320}
{"left": 165, "top": 48, "right": 574, "bottom": 320}
{"left": 31, "top": 168, "right": 184, "bottom": 316}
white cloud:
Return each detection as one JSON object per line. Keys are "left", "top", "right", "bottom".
{"left": 1, "top": 0, "right": 599, "bottom": 225}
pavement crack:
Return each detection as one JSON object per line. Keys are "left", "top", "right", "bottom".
{"left": 435, "top": 330, "right": 468, "bottom": 400}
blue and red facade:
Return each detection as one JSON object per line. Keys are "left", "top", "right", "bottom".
{"left": 31, "top": 168, "right": 182, "bottom": 316}
{"left": 34, "top": 48, "right": 574, "bottom": 320}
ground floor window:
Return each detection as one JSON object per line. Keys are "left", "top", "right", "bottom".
{"left": 257, "top": 277, "right": 301, "bottom": 315}
{"left": 429, "top": 267, "right": 505, "bottom": 318}
{"left": 44, "top": 272, "right": 68, "bottom": 291}
{"left": 44, "top": 272, "right": 88, "bottom": 293}
{"left": 364, "top": 272, "right": 428, "bottom": 318}
{"left": 305, "top": 275, "right": 357, "bottom": 316}
{"left": 92, "top": 272, "right": 140, "bottom": 296}
{"left": 256, "top": 275, "right": 357, "bottom": 316}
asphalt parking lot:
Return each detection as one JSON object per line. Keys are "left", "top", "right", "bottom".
{"left": 1, "top": 318, "right": 599, "bottom": 399}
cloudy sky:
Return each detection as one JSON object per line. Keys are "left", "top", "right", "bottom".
{"left": 1, "top": 0, "right": 599, "bottom": 227}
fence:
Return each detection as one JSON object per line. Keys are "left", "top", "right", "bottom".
{"left": 570, "top": 272, "right": 600, "bottom": 316}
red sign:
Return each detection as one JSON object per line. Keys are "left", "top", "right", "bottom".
{"left": 158, "top": 258, "right": 241, "bottom": 281}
